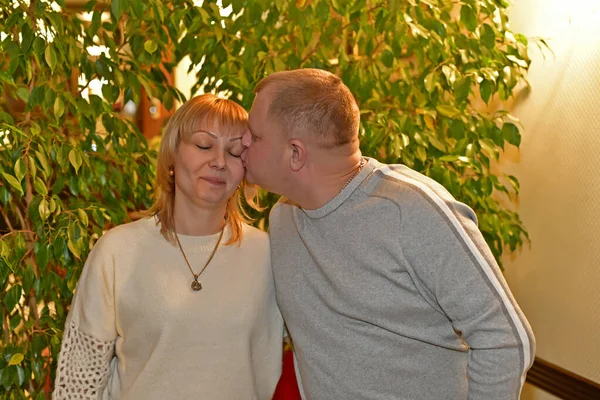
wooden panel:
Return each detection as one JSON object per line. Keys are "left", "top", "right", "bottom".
{"left": 526, "top": 357, "right": 600, "bottom": 400}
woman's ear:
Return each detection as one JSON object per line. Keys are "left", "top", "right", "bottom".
{"left": 289, "top": 139, "right": 306, "bottom": 172}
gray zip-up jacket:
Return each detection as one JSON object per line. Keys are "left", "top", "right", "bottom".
{"left": 269, "top": 158, "right": 535, "bottom": 400}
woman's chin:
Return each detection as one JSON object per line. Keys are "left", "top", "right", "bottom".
{"left": 195, "top": 193, "right": 234, "bottom": 208}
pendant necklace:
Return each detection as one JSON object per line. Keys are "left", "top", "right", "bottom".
{"left": 174, "top": 227, "right": 224, "bottom": 291}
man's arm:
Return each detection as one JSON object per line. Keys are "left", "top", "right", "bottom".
{"left": 388, "top": 167, "right": 535, "bottom": 399}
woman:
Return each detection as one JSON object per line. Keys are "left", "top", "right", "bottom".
{"left": 53, "top": 94, "right": 283, "bottom": 399}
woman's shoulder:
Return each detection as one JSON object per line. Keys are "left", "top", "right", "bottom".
{"left": 94, "top": 217, "right": 159, "bottom": 250}
{"left": 240, "top": 223, "right": 270, "bottom": 249}
{"left": 241, "top": 223, "right": 268, "bottom": 239}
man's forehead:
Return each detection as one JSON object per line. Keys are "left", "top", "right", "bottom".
{"left": 250, "top": 91, "right": 272, "bottom": 119}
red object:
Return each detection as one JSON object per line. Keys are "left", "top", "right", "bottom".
{"left": 272, "top": 348, "right": 302, "bottom": 400}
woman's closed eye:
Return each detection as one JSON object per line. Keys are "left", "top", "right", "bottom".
{"left": 196, "top": 144, "right": 211, "bottom": 150}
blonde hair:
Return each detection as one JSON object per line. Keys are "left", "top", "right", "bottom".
{"left": 255, "top": 68, "right": 360, "bottom": 148}
{"left": 148, "top": 93, "right": 257, "bottom": 246}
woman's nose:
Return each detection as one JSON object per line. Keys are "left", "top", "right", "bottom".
{"left": 209, "top": 150, "right": 226, "bottom": 169}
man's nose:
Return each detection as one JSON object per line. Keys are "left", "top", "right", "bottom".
{"left": 241, "top": 130, "right": 251, "bottom": 149}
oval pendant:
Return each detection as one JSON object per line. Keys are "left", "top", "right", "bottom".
{"left": 191, "top": 279, "right": 202, "bottom": 291}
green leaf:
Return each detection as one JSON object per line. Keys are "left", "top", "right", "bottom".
{"left": 416, "top": 146, "right": 427, "bottom": 162}
{"left": 14, "top": 158, "right": 25, "bottom": 182}
{"left": 502, "top": 122, "right": 521, "bottom": 146}
{"left": 35, "top": 150, "right": 51, "bottom": 177}
{"left": 45, "top": 45, "right": 57, "bottom": 72}
{"left": 76, "top": 210, "right": 89, "bottom": 230}
{"left": 272, "top": 56, "right": 286, "bottom": 72}
{"left": 479, "top": 138, "right": 500, "bottom": 160}
{"left": 68, "top": 222, "right": 82, "bottom": 245}
{"left": 5, "top": 284, "right": 22, "bottom": 314}
{"left": 480, "top": 24, "right": 495, "bottom": 49}
{"left": 381, "top": 50, "right": 394, "bottom": 68}
{"left": 439, "top": 155, "right": 460, "bottom": 162}
{"left": 21, "top": 22, "right": 34, "bottom": 52}
{"left": 33, "top": 37, "right": 46, "bottom": 56}
{"left": 507, "top": 175, "right": 520, "bottom": 194}
{"left": 436, "top": 105, "right": 460, "bottom": 118}
{"left": 424, "top": 72, "right": 436, "bottom": 93}
{"left": 144, "top": 40, "right": 158, "bottom": 54}
{"left": 56, "top": 145, "right": 69, "bottom": 170}
{"left": 30, "top": 121, "right": 41, "bottom": 136}
{"left": 454, "top": 77, "right": 471, "bottom": 103}
{"left": 35, "top": 243, "right": 49, "bottom": 270}
{"left": 507, "top": 55, "right": 528, "bottom": 68}
{"left": 480, "top": 80, "right": 492, "bottom": 103}
{"left": 2, "top": 173, "right": 24, "bottom": 195}
{"left": 54, "top": 96, "right": 65, "bottom": 119}
{"left": 0, "top": 366, "right": 12, "bottom": 389}
{"left": 102, "top": 85, "right": 119, "bottom": 103}
{"left": 0, "top": 186, "right": 10, "bottom": 205}
{"left": 17, "top": 87, "right": 29, "bottom": 102}
{"left": 53, "top": 236, "right": 66, "bottom": 259}
{"left": 0, "top": 239, "right": 10, "bottom": 262}
{"left": 29, "top": 86, "right": 45, "bottom": 108}
{"left": 68, "top": 239, "right": 81, "bottom": 259}
{"left": 39, "top": 198, "right": 50, "bottom": 221}
{"left": 34, "top": 177, "right": 48, "bottom": 196}
{"left": 90, "top": 10, "right": 101, "bottom": 35}
{"left": 111, "top": 0, "right": 127, "bottom": 20}
{"left": 460, "top": 5, "right": 477, "bottom": 32}
{"left": 8, "top": 354, "right": 24, "bottom": 366}
{"left": 16, "top": 365, "right": 25, "bottom": 386}
{"left": 69, "top": 148, "right": 83, "bottom": 174}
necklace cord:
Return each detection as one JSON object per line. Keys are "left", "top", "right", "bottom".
{"left": 174, "top": 227, "right": 225, "bottom": 283}
{"left": 340, "top": 157, "right": 366, "bottom": 192}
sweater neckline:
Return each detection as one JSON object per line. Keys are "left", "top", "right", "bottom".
{"left": 143, "top": 216, "right": 232, "bottom": 254}
{"left": 302, "top": 157, "right": 377, "bottom": 219}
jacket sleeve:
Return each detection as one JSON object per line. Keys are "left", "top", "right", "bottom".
{"left": 53, "top": 234, "right": 118, "bottom": 400}
{"left": 397, "top": 179, "right": 535, "bottom": 400}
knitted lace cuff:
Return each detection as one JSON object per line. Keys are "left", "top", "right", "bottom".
{"left": 53, "top": 322, "right": 115, "bottom": 400}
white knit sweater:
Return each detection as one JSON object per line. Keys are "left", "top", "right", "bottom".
{"left": 53, "top": 217, "right": 283, "bottom": 400}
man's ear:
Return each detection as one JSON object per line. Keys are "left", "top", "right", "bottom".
{"left": 289, "top": 139, "right": 306, "bottom": 172}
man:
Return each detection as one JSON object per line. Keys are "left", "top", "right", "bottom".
{"left": 241, "top": 68, "right": 535, "bottom": 399}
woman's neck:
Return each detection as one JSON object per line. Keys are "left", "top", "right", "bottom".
{"left": 172, "top": 205, "right": 227, "bottom": 236}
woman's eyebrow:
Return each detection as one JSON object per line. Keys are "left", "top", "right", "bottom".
{"left": 191, "top": 129, "right": 218, "bottom": 138}
{"left": 191, "top": 130, "right": 242, "bottom": 142}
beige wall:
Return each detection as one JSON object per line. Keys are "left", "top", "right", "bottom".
{"left": 502, "top": 0, "right": 600, "bottom": 398}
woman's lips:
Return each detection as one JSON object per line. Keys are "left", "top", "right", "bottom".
{"left": 201, "top": 177, "right": 226, "bottom": 185}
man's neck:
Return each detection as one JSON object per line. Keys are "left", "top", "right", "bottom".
{"left": 293, "top": 152, "right": 364, "bottom": 210}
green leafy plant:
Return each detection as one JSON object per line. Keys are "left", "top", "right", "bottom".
{"left": 1, "top": 0, "right": 535, "bottom": 397}
{"left": 0, "top": 0, "right": 195, "bottom": 397}
{"left": 190, "top": 0, "right": 534, "bottom": 260}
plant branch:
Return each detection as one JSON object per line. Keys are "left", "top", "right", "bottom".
{"left": 28, "top": 289, "right": 41, "bottom": 330}
{"left": 1, "top": 229, "right": 36, "bottom": 239}
{"left": 14, "top": 205, "right": 29, "bottom": 232}
{"left": 2, "top": 306, "right": 10, "bottom": 344}
{"left": 1, "top": 208, "right": 15, "bottom": 231}
{"left": 301, "top": 4, "right": 383, "bottom": 65}
{"left": 78, "top": 73, "right": 100, "bottom": 95}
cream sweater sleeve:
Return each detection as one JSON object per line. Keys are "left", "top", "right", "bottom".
{"left": 53, "top": 233, "right": 118, "bottom": 400}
